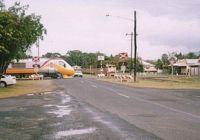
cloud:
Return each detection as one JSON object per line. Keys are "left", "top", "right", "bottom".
{"left": 139, "top": 12, "right": 200, "bottom": 49}
{"left": 5, "top": 0, "right": 200, "bottom": 60}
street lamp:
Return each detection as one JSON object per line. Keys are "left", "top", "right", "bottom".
{"left": 106, "top": 11, "right": 137, "bottom": 82}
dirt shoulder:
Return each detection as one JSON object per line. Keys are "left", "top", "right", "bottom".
{"left": 0, "top": 80, "right": 56, "bottom": 99}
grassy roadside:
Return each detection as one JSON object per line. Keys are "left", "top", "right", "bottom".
{"left": 97, "top": 76, "right": 200, "bottom": 90}
{"left": 0, "top": 80, "right": 56, "bottom": 99}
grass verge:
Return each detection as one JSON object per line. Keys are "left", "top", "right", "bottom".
{"left": 99, "top": 76, "right": 200, "bottom": 90}
{"left": 0, "top": 80, "right": 56, "bottom": 99}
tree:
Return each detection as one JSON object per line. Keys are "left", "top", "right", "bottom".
{"left": 42, "top": 52, "right": 61, "bottom": 58}
{"left": 64, "top": 50, "right": 98, "bottom": 68}
{"left": 185, "top": 52, "right": 197, "bottom": 59}
{"left": 161, "top": 53, "right": 169, "bottom": 67}
{"left": 127, "top": 58, "right": 144, "bottom": 72}
{"left": 155, "top": 59, "right": 163, "bottom": 69}
{"left": 175, "top": 52, "right": 185, "bottom": 59}
{"left": 0, "top": 1, "right": 46, "bottom": 74}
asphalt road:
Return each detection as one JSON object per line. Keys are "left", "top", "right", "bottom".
{"left": 0, "top": 77, "right": 199, "bottom": 140}
{"left": 0, "top": 90, "right": 125, "bottom": 140}
{"left": 55, "top": 77, "right": 200, "bottom": 140}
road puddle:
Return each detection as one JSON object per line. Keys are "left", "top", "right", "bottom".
{"left": 47, "top": 105, "right": 72, "bottom": 117}
{"left": 44, "top": 94, "right": 72, "bottom": 117}
{"left": 60, "top": 94, "right": 71, "bottom": 104}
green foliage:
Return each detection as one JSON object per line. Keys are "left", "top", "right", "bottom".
{"left": 161, "top": 53, "right": 169, "bottom": 66}
{"left": 64, "top": 50, "right": 98, "bottom": 68}
{"left": 185, "top": 52, "right": 198, "bottom": 59}
{"left": 175, "top": 52, "right": 199, "bottom": 59}
{"left": 0, "top": 1, "right": 46, "bottom": 73}
{"left": 42, "top": 52, "right": 61, "bottom": 58}
{"left": 155, "top": 59, "right": 163, "bottom": 69}
{"left": 126, "top": 58, "right": 144, "bottom": 72}
{"left": 175, "top": 52, "right": 185, "bottom": 59}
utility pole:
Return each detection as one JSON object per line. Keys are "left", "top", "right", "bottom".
{"left": 126, "top": 11, "right": 137, "bottom": 82}
{"left": 134, "top": 11, "right": 137, "bottom": 82}
{"left": 106, "top": 10, "right": 138, "bottom": 82}
{"left": 130, "top": 32, "right": 133, "bottom": 75}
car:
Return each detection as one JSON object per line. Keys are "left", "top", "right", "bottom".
{"left": 0, "top": 75, "right": 16, "bottom": 88}
{"left": 74, "top": 70, "right": 83, "bottom": 77}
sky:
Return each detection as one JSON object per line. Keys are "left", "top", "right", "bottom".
{"left": 5, "top": 0, "right": 200, "bottom": 60}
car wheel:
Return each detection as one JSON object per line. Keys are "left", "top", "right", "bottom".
{"left": 0, "top": 82, "right": 6, "bottom": 88}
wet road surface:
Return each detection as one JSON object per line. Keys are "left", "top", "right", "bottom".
{"left": 55, "top": 78, "right": 200, "bottom": 140}
{"left": 0, "top": 77, "right": 199, "bottom": 140}
{"left": 0, "top": 90, "right": 161, "bottom": 140}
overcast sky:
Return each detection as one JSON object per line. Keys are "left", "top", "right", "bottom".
{"left": 5, "top": 0, "right": 200, "bottom": 60}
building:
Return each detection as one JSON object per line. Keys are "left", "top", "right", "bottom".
{"left": 142, "top": 61, "right": 157, "bottom": 73}
{"left": 173, "top": 59, "right": 200, "bottom": 76}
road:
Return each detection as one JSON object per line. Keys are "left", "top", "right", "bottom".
{"left": 55, "top": 77, "right": 200, "bottom": 140}
{"left": 0, "top": 77, "right": 199, "bottom": 140}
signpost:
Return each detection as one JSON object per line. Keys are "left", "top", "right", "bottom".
{"left": 168, "top": 53, "right": 177, "bottom": 77}
{"left": 121, "top": 65, "right": 126, "bottom": 74}
{"left": 119, "top": 52, "right": 128, "bottom": 74}
{"left": 98, "top": 56, "right": 105, "bottom": 74}
{"left": 32, "top": 56, "right": 40, "bottom": 74}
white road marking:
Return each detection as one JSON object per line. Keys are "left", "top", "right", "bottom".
{"left": 43, "top": 104, "right": 54, "bottom": 107}
{"left": 55, "top": 128, "right": 96, "bottom": 138}
{"left": 117, "top": 93, "right": 129, "bottom": 98}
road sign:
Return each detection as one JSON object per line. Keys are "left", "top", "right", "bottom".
{"left": 32, "top": 56, "right": 40, "bottom": 62}
{"left": 119, "top": 52, "right": 128, "bottom": 61}
{"left": 98, "top": 56, "right": 105, "bottom": 61}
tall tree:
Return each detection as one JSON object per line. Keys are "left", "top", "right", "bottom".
{"left": 161, "top": 53, "right": 169, "bottom": 67}
{"left": 64, "top": 50, "right": 98, "bottom": 68}
{"left": 155, "top": 59, "right": 163, "bottom": 69}
{"left": 0, "top": 1, "right": 46, "bottom": 74}
{"left": 175, "top": 52, "right": 185, "bottom": 59}
{"left": 185, "top": 52, "right": 197, "bottom": 59}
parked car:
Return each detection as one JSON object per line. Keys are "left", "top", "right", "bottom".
{"left": 0, "top": 75, "right": 16, "bottom": 88}
{"left": 74, "top": 70, "right": 83, "bottom": 77}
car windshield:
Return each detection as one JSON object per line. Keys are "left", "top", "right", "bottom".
{"left": 75, "top": 70, "right": 82, "bottom": 73}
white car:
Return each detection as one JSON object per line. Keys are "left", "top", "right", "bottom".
{"left": 74, "top": 70, "right": 83, "bottom": 77}
{"left": 0, "top": 75, "right": 16, "bottom": 88}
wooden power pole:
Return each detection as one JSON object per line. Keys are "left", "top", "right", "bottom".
{"left": 133, "top": 11, "right": 137, "bottom": 82}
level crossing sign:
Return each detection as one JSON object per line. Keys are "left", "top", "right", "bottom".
{"left": 119, "top": 52, "right": 128, "bottom": 61}
{"left": 32, "top": 56, "right": 40, "bottom": 62}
